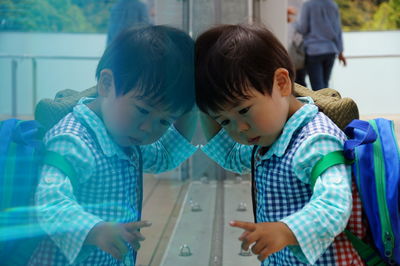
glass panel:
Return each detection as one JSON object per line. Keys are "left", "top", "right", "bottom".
{"left": 1, "top": 1, "right": 399, "bottom": 266}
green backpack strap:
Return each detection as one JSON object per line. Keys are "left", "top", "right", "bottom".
{"left": 344, "top": 230, "right": 387, "bottom": 266}
{"left": 311, "top": 151, "right": 385, "bottom": 266}
{"left": 43, "top": 151, "right": 78, "bottom": 189}
{"left": 310, "top": 151, "right": 351, "bottom": 190}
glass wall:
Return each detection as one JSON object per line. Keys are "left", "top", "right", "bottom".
{"left": 1, "top": 1, "right": 399, "bottom": 266}
{"left": 0, "top": 1, "right": 257, "bottom": 266}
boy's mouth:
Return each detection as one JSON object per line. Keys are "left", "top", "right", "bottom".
{"left": 247, "top": 136, "right": 260, "bottom": 144}
{"left": 129, "top": 136, "right": 142, "bottom": 145}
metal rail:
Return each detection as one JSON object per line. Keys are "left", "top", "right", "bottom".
{"left": 0, "top": 54, "right": 100, "bottom": 117}
{"left": 1, "top": 53, "right": 399, "bottom": 117}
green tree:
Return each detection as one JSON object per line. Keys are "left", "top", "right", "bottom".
{"left": 365, "top": 0, "right": 400, "bottom": 30}
{"left": 0, "top": 0, "right": 94, "bottom": 32}
{"left": 76, "top": 1, "right": 114, "bottom": 33}
{"left": 336, "top": 0, "right": 378, "bottom": 31}
{"left": 336, "top": 0, "right": 400, "bottom": 31}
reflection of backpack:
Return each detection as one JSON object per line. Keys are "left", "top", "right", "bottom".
{"left": 0, "top": 119, "right": 77, "bottom": 265}
{"left": 311, "top": 119, "right": 400, "bottom": 265}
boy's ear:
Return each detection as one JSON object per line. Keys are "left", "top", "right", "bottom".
{"left": 273, "top": 68, "right": 292, "bottom": 97}
{"left": 98, "top": 69, "right": 116, "bottom": 97}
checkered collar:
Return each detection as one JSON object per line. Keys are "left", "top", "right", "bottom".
{"left": 73, "top": 97, "right": 130, "bottom": 160}
{"left": 257, "top": 97, "right": 318, "bottom": 161}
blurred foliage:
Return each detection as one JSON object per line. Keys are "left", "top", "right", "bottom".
{"left": 337, "top": 0, "right": 400, "bottom": 31}
{"left": 336, "top": 0, "right": 378, "bottom": 31}
{"left": 363, "top": 0, "right": 400, "bottom": 30}
{"left": 0, "top": 0, "right": 113, "bottom": 32}
{"left": 0, "top": 0, "right": 399, "bottom": 33}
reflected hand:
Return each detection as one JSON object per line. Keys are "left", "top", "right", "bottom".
{"left": 85, "top": 220, "right": 152, "bottom": 261}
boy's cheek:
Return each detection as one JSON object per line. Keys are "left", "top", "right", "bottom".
{"left": 143, "top": 128, "right": 169, "bottom": 144}
{"left": 228, "top": 131, "right": 248, "bottom": 145}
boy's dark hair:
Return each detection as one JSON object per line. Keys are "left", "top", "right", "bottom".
{"left": 195, "top": 24, "right": 295, "bottom": 114}
{"left": 96, "top": 25, "right": 195, "bottom": 113}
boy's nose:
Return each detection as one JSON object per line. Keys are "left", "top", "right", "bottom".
{"left": 139, "top": 120, "right": 152, "bottom": 133}
{"left": 237, "top": 121, "right": 249, "bottom": 133}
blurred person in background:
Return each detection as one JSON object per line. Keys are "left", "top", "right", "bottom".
{"left": 288, "top": 0, "right": 308, "bottom": 87}
{"left": 107, "top": 0, "right": 151, "bottom": 45}
{"left": 295, "top": 0, "right": 347, "bottom": 91}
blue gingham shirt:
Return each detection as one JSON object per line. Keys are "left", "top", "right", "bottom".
{"left": 35, "top": 97, "right": 197, "bottom": 264}
{"left": 201, "top": 97, "right": 352, "bottom": 264}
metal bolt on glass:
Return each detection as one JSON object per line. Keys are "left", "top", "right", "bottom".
{"left": 237, "top": 202, "right": 247, "bottom": 212}
{"left": 189, "top": 200, "right": 202, "bottom": 212}
{"left": 200, "top": 175, "right": 209, "bottom": 184}
{"left": 239, "top": 246, "right": 252, "bottom": 256}
{"left": 179, "top": 244, "right": 192, "bottom": 257}
{"left": 234, "top": 175, "right": 243, "bottom": 184}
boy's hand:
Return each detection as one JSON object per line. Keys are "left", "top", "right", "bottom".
{"left": 85, "top": 220, "right": 152, "bottom": 261}
{"left": 230, "top": 220, "right": 298, "bottom": 262}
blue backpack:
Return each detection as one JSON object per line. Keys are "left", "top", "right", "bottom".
{"left": 0, "top": 119, "right": 77, "bottom": 265}
{"left": 311, "top": 119, "right": 400, "bottom": 265}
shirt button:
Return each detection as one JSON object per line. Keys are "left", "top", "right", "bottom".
{"left": 44, "top": 176, "right": 55, "bottom": 183}
{"left": 332, "top": 176, "right": 342, "bottom": 184}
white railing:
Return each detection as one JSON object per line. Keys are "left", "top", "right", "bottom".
{"left": 0, "top": 54, "right": 100, "bottom": 117}
{"left": 1, "top": 53, "right": 400, "bottom": 117}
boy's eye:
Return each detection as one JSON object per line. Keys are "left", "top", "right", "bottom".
{"left": 238, "top": 107, "right": 250, "bottom": 115}
{"left": 136, "top": 106, "right": 149, "bottom": 115}
{"left": 220, "top": 120, "right": 230, "bottom": 126}
{"left": 160, "top": 119, "right": 171, "bottom": 126}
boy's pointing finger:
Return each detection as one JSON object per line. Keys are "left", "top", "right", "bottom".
{"left": 229, "top": 220, "right": 256, "bottom": 232}
{"left": 123, "top": 220, "right": 152, "bottom": 232}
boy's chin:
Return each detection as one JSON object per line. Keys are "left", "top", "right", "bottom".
{"left": 126, "top": 136, "right": 159, "bottom": 146}
{"left": 235, "top": 139, "right": 255, "bottom": 146}
{"left": 236, "top": 136, "right": 274, "bottom": 147}
{"left": 114, "top": 136, "right": 145, "bottom": 147}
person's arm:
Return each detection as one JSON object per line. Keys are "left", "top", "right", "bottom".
{"left": 140, "top": 125, "right": 197, "bottom": 174}
{"left": 294, "top": 2, "right": 310, "bottom": 35}
{"left": 231, "top": 133, "right": 352, "bottom": 264}
{"left": 36, "top": 135, "right": 102, "bottom": 264}
{"left": 334, "top": 7, "right": 347, "bottom": 66}
{"left": 200, "top": 112, "right": 221, "bottom": 141}
{"left": 174, "top": 106, "right": 198, "bottom": 142}
{"left": 280, "top": 133, "right": 352, "bottom": 264}
{"left": 139, "top": 1, "right": 150, "bottom": 24}
{"left": 38, "top": 135, "right": 152, "bottom": 263}
{"left": 199, "top": 111, "right": 252, "bottom": 174}
{"left": 106, "top": 3, "right": 123, "bottom": 45}
{"left": 338, "top": 52, "right": 347, "bottom": 66}
{"left": 201, "top": 128, "right": 253, "bottom": 174}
